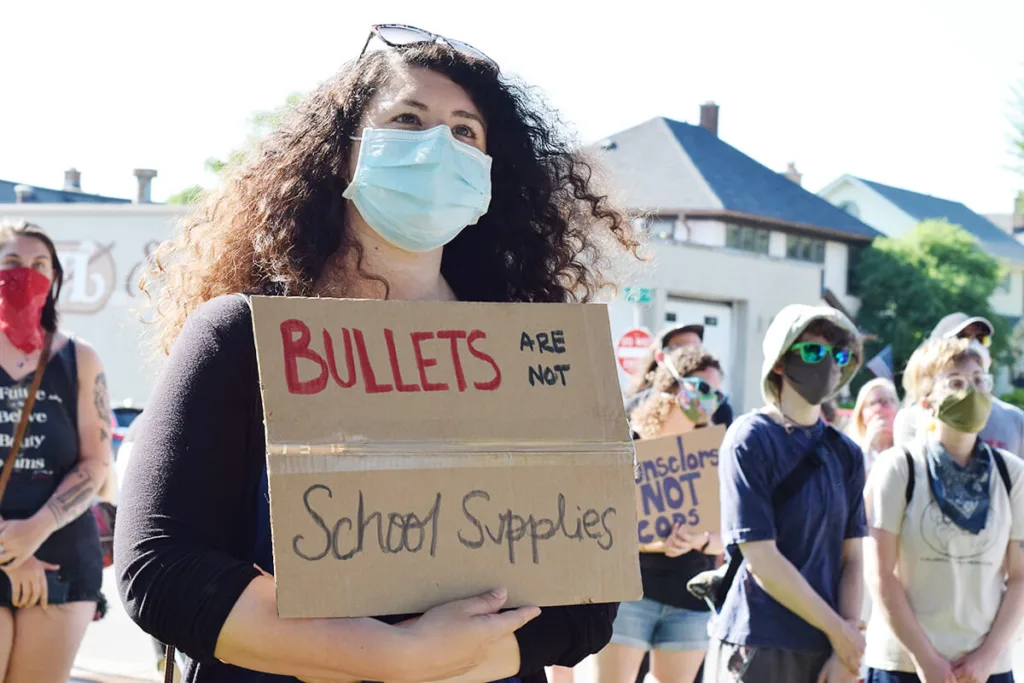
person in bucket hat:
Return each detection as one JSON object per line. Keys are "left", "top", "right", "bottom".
{"left": 703, "top": 304, "right": 867, "bottom": 683}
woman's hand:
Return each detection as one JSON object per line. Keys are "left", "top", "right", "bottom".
{"left": 865, "top": 416, "right": 893, "bottom": 451}
{"left": 951, "top": 646, "right": 997, "bottom": 683}
{"left": 664, "top": 523, "right": 698, "bottom": 558}
{"left": 816, "top": 653, "right": 858, "bottom": 683}
{"left": 0, "top": 516, "right": 54, "bottom": 569}
{"left": 393, "top": 588, "right": 539, "bottom": 683}
{"left": 1, "top": 556, "right": 59, "bottom": 609}
{"left": 912, "top": 650, "right": 956, "bottom": 683}
{"left": 824, "top": 617, "right": 865, "bottom": 676}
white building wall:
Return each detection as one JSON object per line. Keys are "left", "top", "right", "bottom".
{"left": 823, "top": 241, "right": 860, "bottom": 315}
{"left": 688, "top": 220, "right": 726, "bottom": 248}
{"left": 3, "top": 204, "right": 188, "bottom": 406}
{"left": 606, "top": 240, "right": 823, "bottom": 413}
{"left": 821, "top": 180, "right": 917, "bottom": 238}
{"left": 989, "top": 269, "right": 1024, "bottom": 318}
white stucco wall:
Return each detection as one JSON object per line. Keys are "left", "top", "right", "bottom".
{"left": 607, "top": 240, "right": 823, "bottom": 413}
{"left": 688, "top": 220, "right": 726, "bottom": 247}
{"left": 821, "top": 179, "right": 917, "bottom": 238}
{"left": 990, "top": 269, "right": 1024, "bottom": 317}
{"left": 823, "top": 241, "right": 860, "bottom": 315}
{"left": 2, "top": 204, "right": 188, "bottom": 407}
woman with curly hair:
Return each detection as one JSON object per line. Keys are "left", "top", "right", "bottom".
{"left": 596, "top": 346, "right": 725, "bottom": 683}
{"left": 114, "top": 24, "right": 641, "bottom": 683}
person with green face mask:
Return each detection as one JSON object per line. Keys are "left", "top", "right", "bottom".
{"left": 863, "top": 337, "right": 1024, "bottom": 683}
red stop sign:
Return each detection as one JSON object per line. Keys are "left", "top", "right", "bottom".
{"left": 616, "top": 328, "right": 654, "bottom": 375}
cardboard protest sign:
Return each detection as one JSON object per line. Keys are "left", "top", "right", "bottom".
{"left": 633, "top": 425, "right": 725, "bottom": 545}
{"left": 250, "top": 295, "right": 642, "bottom": 618}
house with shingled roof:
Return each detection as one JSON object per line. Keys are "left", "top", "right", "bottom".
{"left": 819, "top": 175, "right": 1024, "bottom": 324}
{"left": 0, "top": 169, "right": 130, "bottom": 204}
{"left": 594, "top": 104, "right": 882, "bottom": 412}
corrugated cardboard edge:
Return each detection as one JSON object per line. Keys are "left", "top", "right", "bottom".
{"left": 249, "top": 296, "right": 287, "bottom": 612}
{"left": 581, "top": 304, "right": 633, "bottom": 446}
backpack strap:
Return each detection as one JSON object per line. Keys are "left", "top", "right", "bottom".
{"left": 903, "top": 448, "right": 915, "bottom": 506}
{"left": 987, "top": 444, "right": 1012, "bottom": 496}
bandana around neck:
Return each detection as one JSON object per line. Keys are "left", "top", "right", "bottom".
{"left": 925, "top": 437, "right": 992, "bottom": 535}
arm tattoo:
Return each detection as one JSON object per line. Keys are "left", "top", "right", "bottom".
{"left": 99, "top": 426, "right": 109, "bottom": 443}
{"left": 94, "top": 373, "right": 110, "bottom": 423}
{"left": 44, "top": 468, "right": 98, "bottom": 530}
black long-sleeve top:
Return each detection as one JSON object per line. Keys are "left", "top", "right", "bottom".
{"left": 114, "top": 294, "right": 617, "bottom": 683}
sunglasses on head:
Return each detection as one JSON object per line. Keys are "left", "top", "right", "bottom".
{"left": 359, "top": 24, "right": 497, "bottom": 69}
{"left": 790, "top": 341, "right": 852, "bottom": 367}
{"left": 681, "top": 377, "right": 725, "bottom": 404}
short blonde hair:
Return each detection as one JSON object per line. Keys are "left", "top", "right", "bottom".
{"left": 902, "top": 337, "right": 984, "bottom": 406}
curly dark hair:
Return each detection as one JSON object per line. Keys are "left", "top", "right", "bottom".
{"left": 0, "top": 219, "right": 64, "bottom": 333}
{"left": 142, "top": 42, "right": 642, "bottom": 354}
{"left": 631, "top": 346, "right": 722, "bottom": 439}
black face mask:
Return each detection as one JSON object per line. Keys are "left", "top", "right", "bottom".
{"left": 782, "top": 353, "right": 839, "bottom": 406}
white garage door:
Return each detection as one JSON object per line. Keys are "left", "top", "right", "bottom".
{"left": 662, "top": 298, "right": 734, "bottom": 396}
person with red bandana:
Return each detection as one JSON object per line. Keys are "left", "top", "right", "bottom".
{"left": 0, "top": 220, "right": 110, "bottom": 682}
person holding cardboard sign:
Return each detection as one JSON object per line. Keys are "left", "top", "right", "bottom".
{"left": 596, "top": 346, "right": 724, "bottom": 683}
{"left": 703, "top": 305, "right": 867, "bottom": 683}
{"left": 115, "top": 23, "right": 641, "bottom": 683}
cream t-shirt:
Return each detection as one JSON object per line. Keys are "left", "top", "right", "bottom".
{"left": 864, "top": 443, "right": 1024, "bottom": 674}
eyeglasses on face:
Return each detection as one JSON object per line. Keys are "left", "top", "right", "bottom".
{"left": 359, "top": 24, "right": 497, "bottom": 69}
{"left": 790, "top": 341, "right": 852, "bottom": 367}
{"left": 938, "top": 372, "right": 994, "bottom": 394}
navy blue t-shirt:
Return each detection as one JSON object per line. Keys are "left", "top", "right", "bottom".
{"left": 709, "top": 412, "right": 867, "bottom": 653}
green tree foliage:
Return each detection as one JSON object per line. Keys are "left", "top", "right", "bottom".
{"left": 165, "top": 184, "right": 205, "bottom": 205}
{"left": 204, "top": 92, "right": 304, "bottom": 176}
{"left": 168, "top": 93, "right": 304, "bottom": 201}
{"left": 854, "top": 220, "right": 1009, "bottom": 391}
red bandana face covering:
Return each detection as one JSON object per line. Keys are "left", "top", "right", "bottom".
{"left": 0, "top": 267, "right": 51, "bottom": 354}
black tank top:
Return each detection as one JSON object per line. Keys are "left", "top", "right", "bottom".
{"left": 0, "top": 340, "right": 80, "bottom": 517}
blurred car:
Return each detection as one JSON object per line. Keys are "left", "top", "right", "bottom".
{"left": 111, "top": 405, "right": 142, "bottom": 459}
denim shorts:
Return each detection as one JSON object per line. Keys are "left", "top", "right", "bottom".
{"left": 609, "top": 597, "right": 710, "bottom": 651}
{"left": 867, "top": 669, "right": 1013, "bottom": 682}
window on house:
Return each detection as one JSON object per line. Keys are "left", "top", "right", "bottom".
{"left": 726, "top": 225, "right": 770, "bottom": 254}
{"left": 648, "top": 216, "right": 677, "bottom": 240}
{"left": 838, "top": 201, "right": 860, "bottom": 218}
{"left": 786, "top": 235, "right": 827, "bottom": 264}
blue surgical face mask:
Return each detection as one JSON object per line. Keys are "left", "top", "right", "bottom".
{"left": 342, "top": 125, "right": 493, "bottom": 252}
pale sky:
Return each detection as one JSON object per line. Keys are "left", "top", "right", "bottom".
{"left": 3, "top": 0, "right": 1022, "bottom": 214}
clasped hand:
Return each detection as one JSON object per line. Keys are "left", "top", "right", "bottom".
{"left": 298, "top": 588, "right": 539, "bottom": 683}
{"left": 0, "top": 516, "right": 52, "bottom": 570}
{"left": 0, "top": 556, "right": 60, "bottom": 609}
{"left": 664, "top": 523, "right": 707, "bottom": 558}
